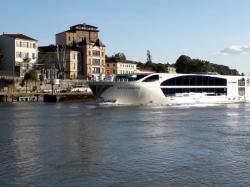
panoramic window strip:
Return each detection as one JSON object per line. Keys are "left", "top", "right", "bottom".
{"left": 160, "top": 75, "right": 227, "bottom": 86}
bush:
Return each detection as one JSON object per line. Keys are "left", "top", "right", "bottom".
{"left": 32, "top": 86, "right": 37, "bottom": 92}
{"left": 24, "top": 70, "right": 38, "bottom": 81}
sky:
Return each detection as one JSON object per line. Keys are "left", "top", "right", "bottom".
{"left": 1, "top": 0, "right": 250, "bottom": 74}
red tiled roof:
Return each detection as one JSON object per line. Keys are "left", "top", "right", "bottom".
{"left": 4, "top": 34, "right": 37, "bottom": 41}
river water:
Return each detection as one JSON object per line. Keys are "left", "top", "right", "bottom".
{"left": 0, "top": 102, "right": 250, "bottom": 186}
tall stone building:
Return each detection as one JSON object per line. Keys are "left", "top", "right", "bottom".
{"left": 56, "top": 23, "right": 99, "bottom": 46}
{"left": 79, "top": 38, "right": 105, "bottom": 80}
{"left": 55, "top": 23, "right": 106, "bottom": 80}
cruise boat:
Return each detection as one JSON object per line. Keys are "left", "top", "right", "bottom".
{"left": 88, "top": 73, "right": 250, "bottom": 105}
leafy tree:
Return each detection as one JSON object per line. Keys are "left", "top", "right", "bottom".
{"left": 39, "top": 74, "right": 44, "bottom": 81}
{"left": 175, "top": 55, "right": 239, "bottom": 75}
{"left": 22, "top": 70, "right": 38, "bottom": 93}
{"left": 106, "top": 52, "right": 127, "bottom": 62}
{"left": 24, "top": 70, "right": 38, "bottom": 81}
{"left": 175, "top": 55, "right": 192, "bottom": 73}
{"left": 113, "top": 52, "right": 126, "bottom": 62}
{"left": 146, "top": 50, "right": 153, "bottom": 64}
{"left": 0, "top": 46, "right": 3, "bottom": 68}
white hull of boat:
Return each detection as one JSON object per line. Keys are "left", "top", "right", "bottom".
{"left": 88, "top": 73, "right": 250, "bottom": 105}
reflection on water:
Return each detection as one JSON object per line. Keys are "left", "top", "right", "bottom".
{"left": 1, "top": 103, "right": 250, "bottom": 186}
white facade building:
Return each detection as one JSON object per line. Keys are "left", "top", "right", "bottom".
{"left": 0, "top": 34, "right": 38, "bottom": 77}
{"left": 106, "top": 60, "right": 137, "bottom": 75}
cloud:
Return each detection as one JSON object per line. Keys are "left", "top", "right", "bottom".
{"left": 220, "top": 45, "right": 250, "bottom": 55}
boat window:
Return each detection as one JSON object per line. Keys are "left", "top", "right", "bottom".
{"left": 238, "top": 78, "right": 245, "bottom": 86}
{"left": 115, "top": 74, "right": 149, "bottom": 82}
{"left": 161, "top": 75, "right": 227, "bottom": 86}
{"left": 161, "top": 88, "right": 227, "bottom": 96}
{"left": 142, "top": 75, "right": 159, "bottom": 82}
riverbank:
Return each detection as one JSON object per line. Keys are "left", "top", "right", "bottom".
{"left": 0, "top": 92, "right": 95, "bottom": 103}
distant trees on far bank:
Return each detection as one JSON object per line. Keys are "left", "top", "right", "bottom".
{"left": 106, "top": 52, "right": 241, "bottom": 75}
{"left": 0, "top": 46, "right": 3, "bottom": 69}
{"left": 175, "top": 55, "right": 240, "bottom": 75}
{"left": 106, "top": 52, "right": 126, "bottom": 62}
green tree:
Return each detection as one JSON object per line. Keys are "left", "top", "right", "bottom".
{"left": 0, "top": 46, "right": 3, "bottom": 68}
{"left": 112, "top": 52, "right": 126, "bottom": 62}
{"left": 175, "top": 55, "right": 192, "bottom": 73}
{"left": 146, "top": 50, "right": 153, "bottom": 64}
{"left": 175, "top": 55, "right": 239, "bottom": 75}
{"left": 24, "top": 69, "right": 38, "bottom": 81}
{"left": 23, "top": 70, "right": 38, "bottom": 93}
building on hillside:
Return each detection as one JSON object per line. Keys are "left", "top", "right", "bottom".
{"left": 38, "top": 45, "right": 80, "bottom": 79}
{"left": 55, "top": 23, "right": 106, "bottom": 80}
{"left": 0, "top": 33, "right": 38, "bottom": 77}
{"left": 106, "top": 59, "right": 137, "bottom": 75}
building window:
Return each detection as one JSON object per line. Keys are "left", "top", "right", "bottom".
{"left": 33, "top": 43, "right": 36, "bottom": 48}
{"left": 73, "top": 54, "right": 76, "bottom": 59}
{"left": 113, "top": 64, "right": 115, "bottom": 67}
{"left": 143, "top": 75, "right": 159, "bottom": 82}
{"left": 16, "top": 51, "right": 22, "bottom": 58}
{"left": 101, "top": 52, "right": 104, "bottom": 57}
{"left": 32, "top": 53, "right": 35, "bottom": 59}
{"left": 113, "top": 70, "right": 116, "bottom": 74}
{"left": 92, "top": 50, "right": 100, "bottom": 57}
{"left": 238, "top": 78, "right": 245, "bottom": 86}
{"left": 92, "top": 59, "right": 100, "bottom": 65}
{"left": 92, "top": 67, "right": 100, "bottom": 74}
{"left": 88, "top": 51, "right": 91, "bottom": 56}
{"left": 25, "top": 52, "right": 29, "bottom": 58}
